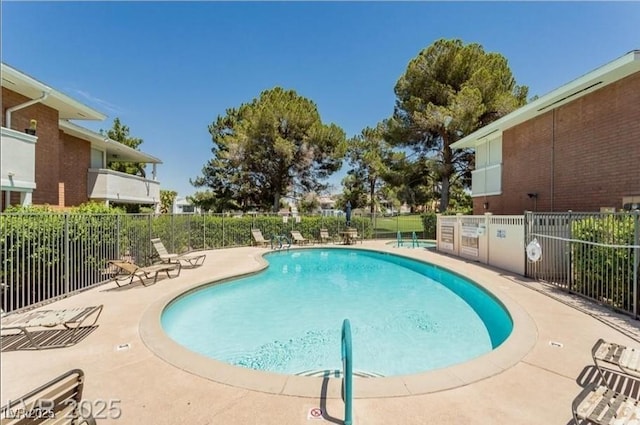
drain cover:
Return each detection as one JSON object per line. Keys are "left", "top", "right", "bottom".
{"left": 115, "top": 343, "right": 131, "bottom": 351}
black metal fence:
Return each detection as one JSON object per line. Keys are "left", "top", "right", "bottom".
{"left": 1, "top": 211, "right": 431, "bottom": 312}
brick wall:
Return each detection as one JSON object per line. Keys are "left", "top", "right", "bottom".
{"left": 2, "top": 87, "right": 92, "bottom": 207}
{"left": 59, "top": 131, "right": 90, "bottom": 206}
{"left": 474, "top": 71, "right": 640, "bottom": 214}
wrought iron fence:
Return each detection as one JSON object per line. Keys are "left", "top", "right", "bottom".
{"left": 0, "top": 211, "right": 386, "bottom": 312}
{"left": 525, "top": 211, "right": 640, "bottom": 317}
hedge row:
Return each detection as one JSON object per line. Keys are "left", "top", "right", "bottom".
{"left": 571, "top": 214, "right": 638, "bottom": 313}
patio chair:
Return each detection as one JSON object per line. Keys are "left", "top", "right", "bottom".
{"left": 107, "top": 260, "right": 181, "bottom": 287}
{"left": 319, "top": 228, "right": 335, "bottom": 244}
{"left": 151, "top": 238, "right": 206, "bottom": 267}
{"left": 572, "top": 382, "right": 640, "bottom": 425}
{"left": 251, "top": 228, "right": 270, "bottom": 247}
{"left": 1, "top": 305, "right": 103, "bottom": 350}
{"left": 290, "top": 230, "right": 311, "bottom": 245}
{"left": 592, "top": 338, "right": 640, "bottom": 384}
{"left": 0, "top": 369, "right": 96, "bottom": 424}
{"left": 341, "top": 228, "right": 362, "bottom": 245}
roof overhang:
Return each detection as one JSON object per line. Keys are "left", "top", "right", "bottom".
{"left": 59, "top": 120, "right": 162, "bottom": 164}
{"left": 1, "top": 63, "right": 106, "bottom": 121}
{"left": 451, "top": 50, "right": 640, "bottom": 149}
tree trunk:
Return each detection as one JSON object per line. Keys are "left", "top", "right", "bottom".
{"left": 440, "top": 175, "right": 450, "bottom": 213}
{"left": 440, "top": 137, "right": 453, "bottom": 212}
{"left": 273, "top": 192, "right": 281, "bottom": 213}
{"left": 369, "top": 178, "right": 376, "bottom": 214}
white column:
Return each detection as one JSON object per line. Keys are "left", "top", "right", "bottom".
{"left": 5, "top": 190, "right": 10, "bottom": 208}
{"left": 152, "top": 163, "right": 157, "bottom": 181}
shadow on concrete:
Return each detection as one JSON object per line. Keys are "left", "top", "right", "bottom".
{"left": 319, "top": 374, "right": 343, "bottom": 424}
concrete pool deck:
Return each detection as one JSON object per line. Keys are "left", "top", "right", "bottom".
{"left": 2, "top": 241, "right": 639, "bottom": 424}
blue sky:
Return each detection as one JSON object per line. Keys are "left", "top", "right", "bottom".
{"left": 2, "top": 2, "right": 639, "bottom": 198}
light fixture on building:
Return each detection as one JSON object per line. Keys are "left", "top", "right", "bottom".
{"left": 527, "top": 193, "right": 538, "bottom": 211}
{"left": 25, "top": 119, "right": 37, "bottom": 135}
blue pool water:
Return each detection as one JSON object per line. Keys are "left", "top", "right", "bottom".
{"left": 162, "top": 249, "right": 512, "bottom": 377}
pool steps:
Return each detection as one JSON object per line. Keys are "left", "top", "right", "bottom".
{"left": 295, "top": 369, "right": 384, "bottom": 378}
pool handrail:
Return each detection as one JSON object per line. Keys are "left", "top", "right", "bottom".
{"left": 397, "top": 231, "right": 403, "bottom": 247}
{"left": 270, "top": 234, "right": 291, "bottom": 250}
{"left": 341, "top": 319, "right": 353, "bottom": 425}
{"left": 412, "top": 231, "right": 418, "bottom": 248}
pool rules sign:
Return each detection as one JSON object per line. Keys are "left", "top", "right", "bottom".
{"left": 461, "top": 223, "right": 479, "bottom": 257}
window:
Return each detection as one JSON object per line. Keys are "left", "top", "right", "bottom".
{"left": 90, "top": 148, "right": 104, "bottom": 169}
{"left": 471, "top": 136, "right": 502, "bottom": 197}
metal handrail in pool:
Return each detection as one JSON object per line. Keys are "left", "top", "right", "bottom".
{"left": 341, "top": 319, "right": 353, "bottom": 425}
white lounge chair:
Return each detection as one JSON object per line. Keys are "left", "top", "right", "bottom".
{"left": 592, "top": 338, "right": 640, "bottom": 384}
{"left": 319, "top": 228, "right": 336, "bottom": 244}
{"left": 572, "top": 382, "right": 640, "bottom": 425}
{"left": 290, "top": 230, "right": 311, "bottom": 245}
{"left": 1, "top": 305, "right": 103, "bottom": 350}
{"left": 151, "top": 238, "right": 206, "bottom": 267}
{"left": 251, "top": 229, "right": 270, "bottom": 247}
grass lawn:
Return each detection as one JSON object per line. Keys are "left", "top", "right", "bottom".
{"left": 374, "top": 214, "right": 424, "bottom": 233}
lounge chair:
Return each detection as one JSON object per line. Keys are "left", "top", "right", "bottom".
{"left": 251, "top": 228, "right": 270, "bottom": 247}
{"left": 1, "top": 305, "right": 103, "bottom": 350}
{"left": 319, "top": 228, "right": 335, "bottom": 244}
{"left": 151, "top": 238, "right": 206, "bottom": 267}
{"left": 107, "top": 260, "right": 181, "bottom": 287}
{"left": 290, "top": 230, "right": 311, "bottom": 245}
{"left": 592, "top": 338, "right": 640, "bottom": 384}
{"left": 572, "top": 382, "right": 640, "bottom": 425}
{"left": 0, "top": 369, "right": 96, "bottom": 424}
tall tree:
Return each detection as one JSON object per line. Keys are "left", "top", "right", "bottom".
{"left": 187, "top": 190, "right": 221, "bottom": 212}
{"left": 389, "top": 39, "right": 528, "bottom": 211}
{"left": 192, "top": 87, "right": 346, "bottom": 211}
{"left": 346, "top": 125, "right": 394, "bottom": 214}
{"left": 385, "top": 154, "right": 438, "bottom": 211}
{"left": 101, "top": 118, "right": 147, "bottom": 177}
{"left": 159, "top": 190, "right": 177, "bottom": 214}
{"left": 336, "top": 171, "right": 368, "bottom": 212}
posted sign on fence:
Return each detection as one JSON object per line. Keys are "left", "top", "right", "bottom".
{"left": 440, "top": 225, "right": 455, "bottom": 251}
{"left": 461, "top": 223, "right": 479, "bottom": 257}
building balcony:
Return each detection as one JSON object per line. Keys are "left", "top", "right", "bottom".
{"left": 0, "top": 126, "right": 37, "bottom": 193}
{"left": 87, "top": 168, "right": 160, "bottom": 205}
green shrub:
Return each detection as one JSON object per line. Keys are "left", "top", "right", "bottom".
{"left": 571, "top": 215, "right": 636, "bottom": 311}
{"left": 0, "top": 208, "right": 374, "bottom": 311}
{"left": 421, "top": 212, "right": 437, "bottom": 239}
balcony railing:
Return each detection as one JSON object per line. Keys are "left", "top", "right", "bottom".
{"left": 0, "top": 127, "right": 37, "bottom": 191}
{"left": 87, "top": 168, "right": 160, "bottom": 205}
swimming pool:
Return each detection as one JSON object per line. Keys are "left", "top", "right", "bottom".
{"left": 161, "top": 248, "right": 512, "bottom": 377}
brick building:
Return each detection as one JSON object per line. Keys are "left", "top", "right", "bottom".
{"left": 1, "top": 63, "right": 162, "bottom": 211}
{"left": 452, "top": 50, "right": 640, "bottom": 215}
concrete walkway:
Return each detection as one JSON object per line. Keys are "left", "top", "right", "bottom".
{"left": 1, "top": 241, "right": 638, "bottom": 424}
